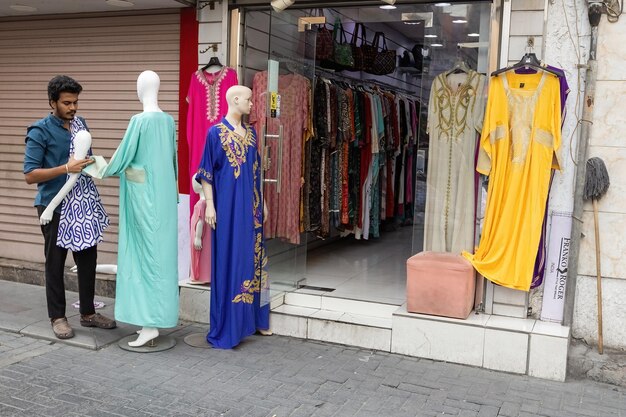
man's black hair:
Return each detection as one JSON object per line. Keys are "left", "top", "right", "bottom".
{"left": 48, "top": 75, "right": 82, "bottom": 102}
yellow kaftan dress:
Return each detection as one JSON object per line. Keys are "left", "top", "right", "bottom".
{"left": 462, "top": 71, "right": 561, "bottom": 291}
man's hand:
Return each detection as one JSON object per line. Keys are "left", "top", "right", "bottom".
{"left": 67, "top": 155, "right": 94, "bottom": 173}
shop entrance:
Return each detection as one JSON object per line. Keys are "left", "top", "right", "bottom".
{"left": 242, "top": 1, "right": 494, "bottom": 306}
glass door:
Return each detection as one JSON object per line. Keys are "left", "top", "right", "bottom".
{"left": 257, "top": 9, "right": 319, "bottom": 292}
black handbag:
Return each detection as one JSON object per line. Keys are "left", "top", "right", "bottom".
{"left": 370, "top": 32, "right": 396, "bottom": 75}
{"left": 398, "top": 50, "right": 416, "bottom": 68}
{"left": 316, "top": 24, "right": 334, "bottom": 62}
{"left": 361, "top": 27, "right": 378, "bottom": 73}
{"left": 349, "top": 23, "right": 367, "bottom": 71}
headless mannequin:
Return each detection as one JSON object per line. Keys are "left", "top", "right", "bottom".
{"left": 189, "top": 174, "right": 210, "bottom": 284}
{"left": 192, "top": 176, "right": 206, "bottom": 252}
{"left": 39, "top": 130, "right": 92, "bottom": 225}
{"left": 200, "top": 85, "right": 272, "bottom": 336}
{"left": 127, "top": 70, "right": 162, "bottom": 348}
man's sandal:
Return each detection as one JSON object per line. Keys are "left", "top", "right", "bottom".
{"left": 51, "top": 317, "right": 74, "bottom": 339}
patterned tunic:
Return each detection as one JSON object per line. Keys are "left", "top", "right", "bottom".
{"left": 57, "top": 117, "right": 109, "bottom": 251}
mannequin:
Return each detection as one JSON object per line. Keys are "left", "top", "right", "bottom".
{"left": 98, "top": 70, "right": 179, "bottom": 348}
{"left": 189, "top": 174, "right": 211, "bottom": 284}
{"left": 39, "top": 131, "right": 91, "bottom": 225}
{"left": 195, "top": 85, "right": 271, "bottom": 349}
{"left": 129, "top": 70, "right": 161, "bottom": 347}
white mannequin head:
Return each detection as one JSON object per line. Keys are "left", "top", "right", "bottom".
{"left": 225, "top": 85, "right": 253, "bottom": 117}
{"left": 191, "top": 175, "right": 205, "bottom": 200}
{"left": 73, "top": 130, "right": 92, "bottom": 160}
{"left": 137, "top": 70, "right": 162, "bottom": 112}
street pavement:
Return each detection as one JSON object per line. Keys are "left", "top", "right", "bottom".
{"left": 1, "top": 282, "right": 626, "bottom": 417}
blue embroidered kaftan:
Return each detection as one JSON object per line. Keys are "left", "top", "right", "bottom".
{"left": 196, "top": 118, "right": 270, "bottom": 349}
{"left": 103, "top": 112, "right": 179, "bottom": 328}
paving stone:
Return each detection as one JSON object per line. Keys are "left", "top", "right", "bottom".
{"left": 0, "top": 328, "right": 624, "bottom": 417}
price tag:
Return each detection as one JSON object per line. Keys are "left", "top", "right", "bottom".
{"left": 270, "top": 92, "right": 281, "bottom": 118}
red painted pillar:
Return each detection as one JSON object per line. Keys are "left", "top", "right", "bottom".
{"left": 178, "top": 7, "right": 199, "bottom": 196}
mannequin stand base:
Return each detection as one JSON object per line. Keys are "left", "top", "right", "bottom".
{"left": 118, "top": 334, "right": 176, "bottom": 353}
{"left": 183, "top": 332, "right": 211, "bottom": 349}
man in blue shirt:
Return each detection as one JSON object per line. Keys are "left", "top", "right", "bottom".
{"left": 24, "top": 75, "right": 116, "bottom": 339}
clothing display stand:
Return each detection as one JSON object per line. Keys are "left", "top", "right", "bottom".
{"left": 117, "top": 334, "right": 176, "bottom": 353}
{"left": 183, "top": 332, "right": 212, "bottom": 348}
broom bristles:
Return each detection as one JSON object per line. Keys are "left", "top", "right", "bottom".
{"left": 583, "top": 157, "right": 610, "bottom": 201}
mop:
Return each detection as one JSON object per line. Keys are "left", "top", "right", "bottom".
{"left": 583, "top": 157, "right": 610, "bottom": 354}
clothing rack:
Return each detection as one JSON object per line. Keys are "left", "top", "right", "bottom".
{"left": 315, "top": 66, "right": 419, "bottom": 98}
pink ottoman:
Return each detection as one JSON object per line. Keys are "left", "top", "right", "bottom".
{"left": 406, "top": 251, "right": 476, "bottom": 319}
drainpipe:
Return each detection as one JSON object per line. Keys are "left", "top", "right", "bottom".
{"left": 562, "top": 1, "right": 603, "bottom": 327}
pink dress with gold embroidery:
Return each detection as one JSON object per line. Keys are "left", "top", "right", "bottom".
{"left": 186, "top": 67, "right": 238, "bottom": 212}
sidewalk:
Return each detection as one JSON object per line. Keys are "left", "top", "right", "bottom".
{"left": 0, "top": 280, "right": 141, "bottom": 350}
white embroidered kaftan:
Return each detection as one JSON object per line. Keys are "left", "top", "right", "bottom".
{"left": 424, "top": 70, "right": 486, "bottom": 253}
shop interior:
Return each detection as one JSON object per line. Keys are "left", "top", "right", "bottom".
{"left": 241, "top": 1, "right": 493, "bottom": 306}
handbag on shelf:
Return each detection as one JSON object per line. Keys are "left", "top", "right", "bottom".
{"left": 370, "top": 32, "right": 396, "bottom": 75}
{"left": 332, "top": 19, "right": 354, "bottom": 70}
{"left": 411, "top": 43, "right": 431, "bottom": 73}
{"left": 311, "top": 9, "right": 333, "bottom": 62}
{"left": 349, "top": 22, "right": 367, "bottom": 71}
{"left": 361, "top": 27, "right": 378, "bottom": 73}
{"left": 398, "top": 50, "right": 416, "bottom": 68}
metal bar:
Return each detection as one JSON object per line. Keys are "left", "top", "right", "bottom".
{"left": 276, "top": 125, "right": 284, "bottom": 193}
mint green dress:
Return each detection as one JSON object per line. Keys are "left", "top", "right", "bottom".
{"left": 104, "top": 112, "right": 179, "bottom": 328}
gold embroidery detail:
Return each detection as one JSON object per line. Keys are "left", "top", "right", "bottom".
{"left": 433, "top": 71, "right": 481, "bottom": 144}
{"left": 196, "top": 68, "right": 227, "bottom": 122}
{"left": 197, "top": 167, "right": 213, "bottom": 182}
{"left": 232, "top": 232, "right": 268, "bottom": 304}
{"left": 217, "top": 124, "right": 255, "bottom": 179}
{"left": 534, "top": 128, "right": 554, "bottom": 148}
{"left": 490, "top": 125, "right": 506, "bottom": 143}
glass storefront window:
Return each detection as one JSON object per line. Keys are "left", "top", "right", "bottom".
{"left": 241, "top": 2, "right": 493, "bottom": 304}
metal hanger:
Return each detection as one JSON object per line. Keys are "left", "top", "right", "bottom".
{"left": 201, "top": 44, "right": 223, "bottom": 72}
{"left": 446, "top": 45, "right": 472, "bottom": 75}
{"left": 491, "top": 37, "right": 560, "bottom": 77}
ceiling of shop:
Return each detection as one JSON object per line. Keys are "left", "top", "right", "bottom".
{"left": 0, "top": 0, "right": 193, "bottom": 18}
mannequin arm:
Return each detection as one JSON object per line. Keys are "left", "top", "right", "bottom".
{"left": 201, "top": 180, "right": 216, "bottom": 229}
{"left": 71, "top": 264, "right": 117, "bottom": 274}
{"left": 193, "top": 218, "right": 204, "bottom": 250}
{"left": 25, "top": 156, "right": 92, "bottom": 185}
{"left": 39, "top": 172, "right": 80, "bottom": 225}
{"left": 264, "top": 201, "right": 268, "bottom": 224}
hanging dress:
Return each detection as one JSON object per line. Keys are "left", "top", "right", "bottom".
{"left": 196, "top": 119, "right": 270, "bottom": 349}
{"left": 186, "top": 67, "right": 238, "bottom": 213}
{"left": 103, "top": 112, "right": 179, "bottom": 328}
{"left": 462, "top": 72, "right": 562, "bottom": 291}
{"left": 57, "top": 117, "right": 109, "bottom": 251}
{"left": 424, "top": 70, "right": 486, "bottom": 253}
{"left": 249, "top": 71, "right": 311, "bottom": 244}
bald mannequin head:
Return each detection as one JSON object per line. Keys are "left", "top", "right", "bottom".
{"left": 137, "top": 70, "right": 162, "bottom": 112}
{"left": 225, "top": 85, "right": 253, "bottom": 116}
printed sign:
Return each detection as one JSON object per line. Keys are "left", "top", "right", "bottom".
{"left": 540, "top": 211, "right": 573, "bottom": 323}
